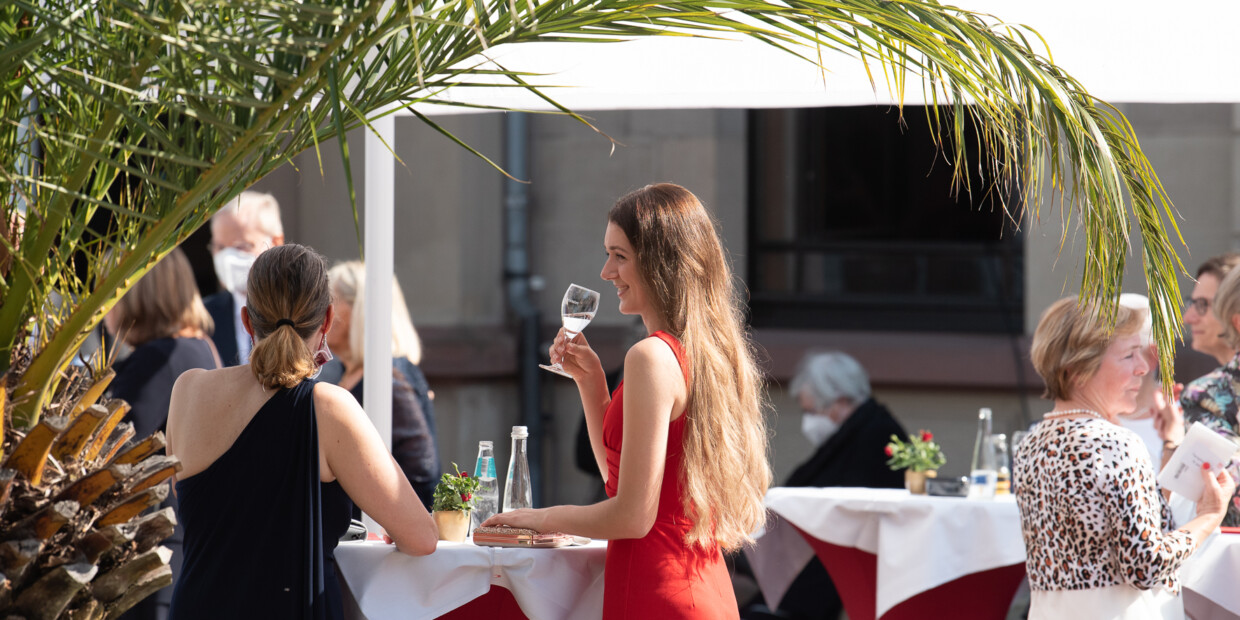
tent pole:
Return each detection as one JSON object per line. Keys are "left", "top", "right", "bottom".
{"left": 364, "top": 118, "right": 395, "bottom": 450}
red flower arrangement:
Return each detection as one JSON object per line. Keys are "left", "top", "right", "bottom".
{"left": 885, "top": 430, "right": 946, "bottom": 473}
{"left": 433, "top": 463, "right": 481, "bottom": 512}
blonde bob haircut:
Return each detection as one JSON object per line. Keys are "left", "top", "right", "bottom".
{"left": 608, "top": 183, "right": 771, "bottom": 552}
{"left": 1030, "top": 296, "right": 1146, "bottom": 401}
{"left": 1213, "top": 266, "right": 1240, "bottom": 349}
{"left": 111, "top": 247, "right": 212, "bottom": 346}
{"left": 327, "top": 261, "right": 422, "bottom": 366}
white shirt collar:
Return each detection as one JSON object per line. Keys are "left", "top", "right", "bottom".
{"left": 232, "top": 290, "right": 250, "bottom": 363}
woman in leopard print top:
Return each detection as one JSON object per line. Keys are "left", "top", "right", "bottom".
{"left": 1014, "top": 297, "right": 1234, "bottom": 619}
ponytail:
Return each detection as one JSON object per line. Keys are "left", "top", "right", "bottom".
{"left": 244, "top": 244, "right": 332, "bottom": 389}
{"left": 249, "top": 322, "right": 317, "bottom": 389}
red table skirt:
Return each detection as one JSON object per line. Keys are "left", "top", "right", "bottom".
{"left": 437, "top": 585, "right": 529, "bottom": 620}
{"left": 792, "top": 525, "right": 1026, "bottom": 620}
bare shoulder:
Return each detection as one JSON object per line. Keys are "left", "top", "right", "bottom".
{"left": 170, "top": 366, "right": 242, "bottom": 407}
{"left": 312, "top": 381, "right": 367, "bottom": 426}
{"left": 624, "top": 336, "right": 687, "bottom": 404}
{"left": 171, "top": 366, "right": 210, "bottom": 393}
{"left": 625, "top": 336, "right": 681, "bottom": 374}
{"left": 170, "top": 367, "right": 207, "bottom": 398}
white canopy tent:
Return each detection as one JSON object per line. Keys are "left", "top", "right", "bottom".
{"left": 361, "top": 0, "right": 1240, "bottom": 445}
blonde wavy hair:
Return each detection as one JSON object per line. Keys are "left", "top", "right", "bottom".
{"left": 1030, "top": 296, "right": 1145, "bottom": 401}
{"left": 327, "top": 260, "right": 423, "bottom": 366}
{"left": 609, "top": 183, "right": 771, "bottom": 551}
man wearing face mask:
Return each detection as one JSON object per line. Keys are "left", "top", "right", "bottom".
{"left": 774, "top": 352, "right": 907, "bottom": 620}
{"left": 204, "top": 191, "right": 285, "bottom": 366}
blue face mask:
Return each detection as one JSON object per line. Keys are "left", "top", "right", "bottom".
{"left": 801, "top": 413, "right": 839, "bottom": 447}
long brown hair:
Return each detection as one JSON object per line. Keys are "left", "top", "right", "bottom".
{"left": 111, "top": 247, "right": 213, "bottom": 346}
{"left": 246, "top": 244, "right": 332, "bottom": 389}
{"left": 609, "top": 183, "right": 771, "bottom": 551}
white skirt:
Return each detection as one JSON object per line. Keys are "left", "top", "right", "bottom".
{"left": 1030, "top": 585, "right": 1183, "bottom": 619}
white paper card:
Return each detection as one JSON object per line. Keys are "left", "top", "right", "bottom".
{"left": 1157, "top": 422, "right": 1239, "bottom": 502}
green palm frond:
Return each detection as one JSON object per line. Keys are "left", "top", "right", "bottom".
{"left": 2, "top": 0, "right": 1185, "bottom": 426}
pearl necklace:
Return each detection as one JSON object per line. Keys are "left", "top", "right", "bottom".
{"left": 1043, "top": 408, "right": 1105, "bottom": 420}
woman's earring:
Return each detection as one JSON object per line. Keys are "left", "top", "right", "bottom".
{"left": 308, "top": 333, "right": 333, "bottom": 381}
{"left": 313, "top": 333, "right": 334, "bottom": 367}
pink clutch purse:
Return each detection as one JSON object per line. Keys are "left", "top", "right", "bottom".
{"left": 472, "top": 526, "right": 584, "bottom": 548}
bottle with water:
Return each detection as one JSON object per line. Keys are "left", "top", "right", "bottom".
{"left": 471, "top": 441, "right": 499, "bottom": 532}
{"left": 503, "top": 426, "right": 532, "bottom": 512}
{"left": 968, "top": 408, "right": 997, "bottom": 499}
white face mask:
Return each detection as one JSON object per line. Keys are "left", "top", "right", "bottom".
{"left": 801, "top": 413, "right": 839, "bottom": 447}
{"left": 213, "top": 247, "right": 257, "bottom": 296}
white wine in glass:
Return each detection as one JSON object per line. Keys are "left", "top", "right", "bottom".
{"left": 540, "top": 283, "right": 601, "bottom": 378}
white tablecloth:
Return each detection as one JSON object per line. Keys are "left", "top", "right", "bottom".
{"left": 335, "top": 539, "right": 607, "bottom": 620}
{"left": 758, "top": 487, "right": 1026, "bottom": 617}
{"left": 1181, "top": 532, "right": 1240, "bottom": 619}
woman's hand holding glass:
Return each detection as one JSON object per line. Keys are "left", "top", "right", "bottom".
{"left": 540, "top": 283, "right": 601, "bottom": 377}
{"left": 548, "top": 329, "right": 603, "bottom": 382}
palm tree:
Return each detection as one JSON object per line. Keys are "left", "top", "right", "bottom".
{"left": 0, "top": 0, "right": 1184, "bottom": 615}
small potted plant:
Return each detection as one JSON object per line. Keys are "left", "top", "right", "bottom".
{"left": 885, "top": 430, "right": 946, "bottom": 494}
{"left": 432, "top": 463, "right": 481, "bottom": 542}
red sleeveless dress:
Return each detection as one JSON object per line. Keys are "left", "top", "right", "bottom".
{"left": 602, "top": 331, "right": 739, "bottom": 619}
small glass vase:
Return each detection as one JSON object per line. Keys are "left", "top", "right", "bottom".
{"left": 904, "top": 469, "right": 938, "bottom": 495}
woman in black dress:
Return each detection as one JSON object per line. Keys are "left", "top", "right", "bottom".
{"left": 166, "top": 244, "right": 437, "bottom": 619}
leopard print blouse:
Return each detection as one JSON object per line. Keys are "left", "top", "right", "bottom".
{"left": 1013, "top": 418, "right": 1195, "bottom": 593}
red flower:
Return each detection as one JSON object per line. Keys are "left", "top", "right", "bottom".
{"left": 884, "top": 445, "right": 894, "bottom": 457}
{"left": 921, "top": 431, "right": 933, "bottom": 442}
{"left": 461, "top": 493, "right": 473, "bottom": 503}
{"left": 459, "top": 471, "right": 469, "bottom": 478}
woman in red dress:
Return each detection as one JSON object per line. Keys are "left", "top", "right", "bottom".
{"left": 483, "top": 183, "right": 771, "bottom": 618}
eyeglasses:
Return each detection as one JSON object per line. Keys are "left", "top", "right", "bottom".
{"left": 208, "top": 240, "right": 263, "bottom": 254}
{"left": 1185, "top": 297, "right": 1211, "bottom": 315}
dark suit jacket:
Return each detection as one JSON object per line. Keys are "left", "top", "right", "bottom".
{"left": 203, "top": 291, "right": 239, "bottom": 367}
{"left": 777, "top": 398, "right": 908, "bottom": 619}
{"left": 785, "top": 398, "right": 908, "bottom": 489}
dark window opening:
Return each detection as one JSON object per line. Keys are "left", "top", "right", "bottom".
{"left": 747, "top": 106, "right": 1024, "bottom": 334}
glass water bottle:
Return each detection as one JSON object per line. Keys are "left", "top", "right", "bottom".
{"left": 471, "top": 441, "right": 499, "bottom": 530}
{"left": 503, "top": 426, "right": 532, "bottom": 512}
{"left": 968, "top": 408, "right": 997, "bottom": 499}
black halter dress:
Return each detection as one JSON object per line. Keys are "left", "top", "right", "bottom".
{"left": 170, "top": 379, "right": 352, "bottom": 619}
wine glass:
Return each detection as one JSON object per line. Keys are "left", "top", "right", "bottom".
{"left": 1010, "top": 430, "right": 1029, "bottom": 457}
{"left": 539, "top": 283, "right": 601, "bottom": 378}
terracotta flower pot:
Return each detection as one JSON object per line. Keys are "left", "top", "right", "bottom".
{"left": 904, "top": 469, "right": 938, "bottom": 495}
{"left": 432, "top": 510, "right": 471, "bottom": 542}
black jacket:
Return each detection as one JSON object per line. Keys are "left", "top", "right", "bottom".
{"left": 785, "top": 398, "right": 908, "bottom": 489}
{"left": 203, "top": 291, "right": 239, "bottom": 367}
